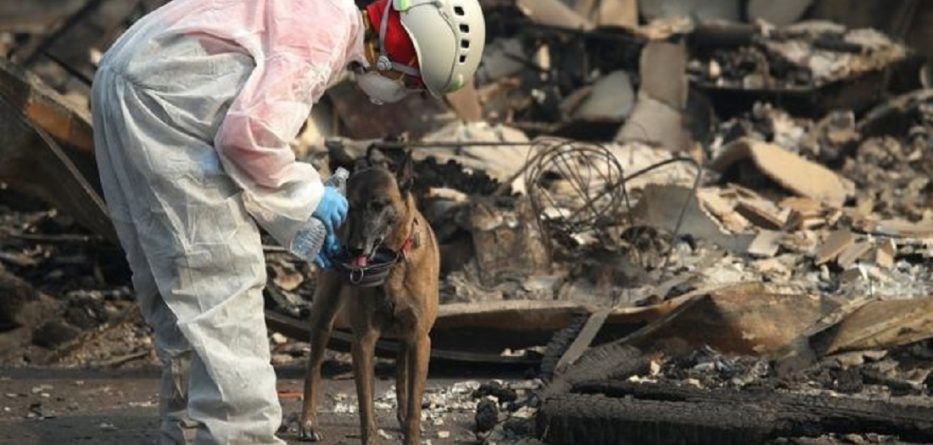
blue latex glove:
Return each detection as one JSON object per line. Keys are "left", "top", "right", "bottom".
{"left": 313, "top": 233, "right": 342, "bottom": 270}
{"left": 314, "top": 251, "right": 333, "bottom": 270}
{"left": 312, "top": 186, "right": 348, "bottom": 235}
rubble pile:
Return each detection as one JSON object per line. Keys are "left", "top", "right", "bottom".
{"left": 0, "top": 0, "right": 931, "bottom": 444}
{"left": 0, "top": 206, "right": 143, "bottom": 367}
{"left": 690, "top": 22, "right": 907, "bottom": 91}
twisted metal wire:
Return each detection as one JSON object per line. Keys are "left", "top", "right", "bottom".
{"left": 522, "top": 139, "right": 702, "bottom": 281}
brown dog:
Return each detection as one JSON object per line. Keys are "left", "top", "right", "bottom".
{"left": 299, "top": 152, "right": 439, "bottom": 445}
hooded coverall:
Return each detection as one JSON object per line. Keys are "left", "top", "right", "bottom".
{"left": 90, "top": 0, "right": 366, "bottom": 443}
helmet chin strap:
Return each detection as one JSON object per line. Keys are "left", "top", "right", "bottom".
{"left": 377, "top": 1, "right": 421, "bottom": 77}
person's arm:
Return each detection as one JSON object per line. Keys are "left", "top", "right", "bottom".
{"left": 214, "top": 51, "right": 335, "bottom": 258}
{"left": 212, "top": 0, "right": 363, "bottom": 260}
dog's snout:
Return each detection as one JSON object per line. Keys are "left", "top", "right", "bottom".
{"left": 347, "top": 234, "right": 367, "bottom": 252}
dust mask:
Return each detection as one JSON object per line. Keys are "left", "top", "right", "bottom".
{"left": 355, "top": 71, "right": 410, "bottom": 105}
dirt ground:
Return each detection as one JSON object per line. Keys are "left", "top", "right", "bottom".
{"left": 0, "top": 363, "right": 517, "bottom": 445}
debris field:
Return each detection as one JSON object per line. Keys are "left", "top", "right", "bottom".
{"left": 1, "top": 0, "right": 932, "bottom": 444}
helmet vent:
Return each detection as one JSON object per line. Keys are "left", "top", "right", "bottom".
{"left": 460, "top": 24, "right": 470, "bottom": 33}
{"left": 459, "top": 55, "right": 467, "bottom": 64}
{"left": 453, "top": 6, "right": 465, "bottom": 15}
{"left": 460, "top": 39, "right": 470, "bottom": 49}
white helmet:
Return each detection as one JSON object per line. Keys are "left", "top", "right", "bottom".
{"left": 375, "top": 0, "right": 486, "bottom": 97}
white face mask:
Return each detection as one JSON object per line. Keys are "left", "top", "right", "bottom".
{"left": 355, "top": 71, "right": 410, "bottom": 105}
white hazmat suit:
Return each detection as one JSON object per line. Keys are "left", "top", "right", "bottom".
{"left": 91, "top": 0, "right": 366, "bottom": 443}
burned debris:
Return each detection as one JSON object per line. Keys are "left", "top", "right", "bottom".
{"left": 1, "top": 0, "right": 932, "bottom": 444}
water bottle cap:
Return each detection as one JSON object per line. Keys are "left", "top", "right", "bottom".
{"left": 327, "top": 167, "right": 349, "bottom": 195}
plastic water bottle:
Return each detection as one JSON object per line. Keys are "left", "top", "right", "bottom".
{"left": 288, "top": 168, "right": 350, "bottom": 260}
{"left": 326, "top": 167, "right": 349, "bottom": 195}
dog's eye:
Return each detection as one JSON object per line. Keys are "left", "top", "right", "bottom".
{"left": 370, "top": 200, "right": 388, "bottom": 210}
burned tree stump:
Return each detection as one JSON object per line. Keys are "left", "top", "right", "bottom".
{"left": 540, "top": 343, "right": 651, "bottom": 399}
{"left": 537, "top": 379, "right": 933, "bottom": 444}
{"left": 539, "top": 392, "right": 778, "bottom": 445}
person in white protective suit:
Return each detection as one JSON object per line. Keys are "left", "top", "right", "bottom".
{"left": 90, "top": 0, "right": 485, "bottom": 443}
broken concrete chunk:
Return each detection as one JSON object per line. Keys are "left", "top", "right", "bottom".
{"left": 632, "top": 184, "right": 754, "bottom": 253}
{"left": 516, "top": 0, "right": 592, "bottom": 30}
{"left": 616, "top": 40, "right": 692, "bottom": 152}
{"left": 781, "top": 197, "right": 832, "bottom": 230}
{"left": 615, "top": 96, "right": 691, "bottom": 152}
{"left": 836, "top": 241, "right": 872, "bottom": 268}
{"left": 578, "top": 0, "right": 638, "bottom": 29}
{"left": 697, "top": 188, "right": 749, "bottom": 233}
{"left": 571, "top": 71, "right": 635, "bottom": 122}
{"left": 753, "top": 257, "right": 792, "bottom": 279}
{"left": 874, "top": 239, "right": 897, "bottom": 269}
{"left": 710, "top": 138, "right": 855, "bottom": 207}
{"left": 639, "top": 41, "right": 688, "bottom": 110}
{"left": 866, "top": 219, "right": 933, "bottom": 240}
{"left": 815, "top": 230, "right": 855, "bottom": 266}
{"left": 780, "top": 197, "right": 823, "bottom": 214}
{"left": 476, "top": 39, "right": 526, "bottom": 83}
{"left": 747, "top": 230, "right": 783, "bottom": 258}
{"left": 735, "top": 198, "right": 789, "bottom": 231}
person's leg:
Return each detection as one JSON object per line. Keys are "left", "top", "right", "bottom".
{"left": 93, "top": 69, "right": 196, "bottom": 445}
{"left": 92, "top": 68, "right": 284, "bottom": 444}
{"left": 154, "top": 183, "right": 282, "bottom": 445}
{"left": 131, "top": 246, "right": 197, "bottom": 445}
{"left": 129, "top": 244, "right": 196, "bottom": 445}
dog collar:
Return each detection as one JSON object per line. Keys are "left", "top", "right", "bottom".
{"left": 335, "top": 218, "right": 421, "bottom": 287}
{"left": 399, "top": 218, "right": 419, "bottom": 259}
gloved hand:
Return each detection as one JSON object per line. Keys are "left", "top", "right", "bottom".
{"left": 313, "top": 251, "right": 333, "bottom": 269}
{"left": 313, "top": 233, "right": 342, "bottom": 270}
{"left": 312, "top": 186, "right": 348, "bottom": 235}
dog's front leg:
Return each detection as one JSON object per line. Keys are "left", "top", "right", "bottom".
{"left": 353, "top": 331, "right": 380, "bottom": 444}
{"left": 300, "top": 274, "right": 343, "bottom": 442}
{"left": 403, "top": 335, "right": 431, "bottom": 445}
{"left": 395, "top": 341, "right": 410, "bottom": 427}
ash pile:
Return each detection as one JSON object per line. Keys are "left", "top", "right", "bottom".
{"left": 0, "top": 1, "right": 932, "bottom": 444}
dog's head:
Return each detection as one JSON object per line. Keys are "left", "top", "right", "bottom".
{"left": 344, "top": 150, "right": 415, "bottom": 263}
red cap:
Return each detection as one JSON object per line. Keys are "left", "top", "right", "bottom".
{"left": 366, "top": 0, "right": 422, "bottom": 77}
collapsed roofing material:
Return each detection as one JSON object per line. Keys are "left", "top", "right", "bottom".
{"left": 0, "top": 2, "right": 932, "bottom": 443}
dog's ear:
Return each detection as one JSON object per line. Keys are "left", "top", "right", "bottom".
{"left": 364, "top": 146, "right": 394, "bottom": 170}
{"left": 353, "top": 157, "right": 370, "bottom": 173}
{"left": 396, "top": 150, "right": 414, "bottom": 195}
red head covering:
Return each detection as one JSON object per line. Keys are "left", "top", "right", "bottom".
{"left": 366, "top": 0, "right": 420, "bottom": 71}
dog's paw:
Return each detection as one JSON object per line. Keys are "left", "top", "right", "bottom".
{"left": 298, "top": 423, "right": 323, "bottom": 442}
